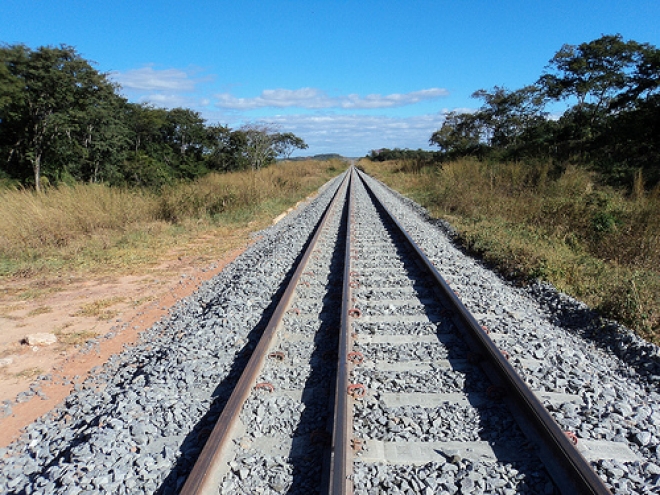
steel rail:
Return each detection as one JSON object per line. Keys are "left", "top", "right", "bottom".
{"left": 328, "top": 167, "right": 355, "bottom": 495}
{"left": 354, "top": 170, "right": 611, "bottom": 495}
{"left": 180, "top": 171, "right": 351, "bottom": 495}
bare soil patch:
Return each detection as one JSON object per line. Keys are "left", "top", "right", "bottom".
{"left": 0, "top": 240, "right": 249, "bottom": 448}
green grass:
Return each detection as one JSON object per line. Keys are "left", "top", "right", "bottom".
{"left": 361, "top": 158, "right": 660, "bottom": 342}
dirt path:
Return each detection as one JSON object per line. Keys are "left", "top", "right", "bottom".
{"left": 0, "top": 245, "right": 249, "bottom": 448}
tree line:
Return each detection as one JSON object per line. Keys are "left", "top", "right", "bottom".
{"left": 372, "top": 35, "right": 660, "bottom": 188}
{"left": 0, "top": 44, "right": 308, "bottom": 191}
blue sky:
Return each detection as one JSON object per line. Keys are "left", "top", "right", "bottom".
{"left": 2, "top": 0, "right": 659, "bottom": 156}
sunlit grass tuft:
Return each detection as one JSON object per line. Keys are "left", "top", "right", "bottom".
{"left": 26, "top": 306, "right": 53, "bottom": 317}
{"left": 74, "top": 297, "right": 126, "bottom": 320}
{"left": 54, "top": 328, "right": 99, "bottom": 346}
{"left": 12, "top": 367, "right": 44, "bottom": 380}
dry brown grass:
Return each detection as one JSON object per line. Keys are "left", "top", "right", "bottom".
{"left": 157, "top": 159, "right": 338, "bottom": 223}
{"left": 26, "top": 306, "right": 53, "bottom": 317}
{"left": 11, "top": 367, "right": 44, "bottom": 380}
{"left": 54, "top": 328, "right": 99, "bottom": 346}
{"left": 73, "top": 297, "right": 126, "bottom": 320}
{"left": 361, "top": 158, "right": 660, "bottom": 341}
{"left": 0, "top": 184, "right": 158, "bottom": 256}
{"left": 0, "top": 159, "right": 347, "bottom": 281}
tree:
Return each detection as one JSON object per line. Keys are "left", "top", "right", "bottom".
{"left": 0, "top": 43, "right": 319, "bottom": 188}
{"left": 120, "top": 105, "right": 210, "bottom": 183}
{"left": 538, "top": 35, "right": 648, "bottom": 125}
{"left": 537, "top": 35, "right": 660, "bottom": 165}
{"left": 164, "top": 108, "right": 207, "bottom": 159}
{"left": 429, "top": 111, "right": 485, "bottom": 156}
{"left": 240, "top": 124, "right": 278, "bottom": 170}
{"left": 0, "top": 44, "right": 121, "bottom": 191}
{"left": 613, "top": 42, "right": 660, "bottom": 109}
{"left": 124, "top": 103, "right": 169, "bottom": 156}
{"left": 203, "top": 124, "right": 233, "bottom": 170}
{"left": 424, "top": 35, "right": 660, "bottom": 186}
{"left": 471, "top": 85, "right": 547, "bottom": 150}
{"left": 63, "top": 85, "right": 130, "bottom": 183}
{"left": 273, "top": 132, "right": 308, "bottom": 159}
{"left": 163, "top": 108, "right": 209, "bottom": 178}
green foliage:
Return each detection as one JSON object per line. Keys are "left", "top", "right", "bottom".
{"left": 368, "top": 148, "right": 438, "bottom": 174}
{"left": 311, "top": 153, "right": 343, "bottom": 161}
{"left": 273, "top": 132, "right": 308, "bottom": 159}
{"left": 0, "top": 44, "right": 125, "bottom": 190}
{"left": 591, "top": 210, "right": 618, "bottom": 234}
{"left": 367, "top": 149, "right": 437, "bottom": 175}
{"left": 424, "top": 34, "right": 660, "bottom": 189}
{"left": 539, "top": 35, "right": 648, "bottom": 113}
{"left": 429, "top": 112, "right": 485, "bottom": 157}
{"left": 0, "top": 43, "right": 308, "bottom": 190}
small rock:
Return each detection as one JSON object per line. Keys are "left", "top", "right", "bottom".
{"left": 634, "top": 431, "right": 652, "bottom": 446}
{"left": 461, "top": 478, "right": 475, "bottom": 491}
{"left": 24, "top": 333, "right": 58, "bottom": 346}
{"left": 15, "top": 391, "right": 33, "bottom": 403}
{"left": 613, "top": 402, "right": 633, "bottom": 417}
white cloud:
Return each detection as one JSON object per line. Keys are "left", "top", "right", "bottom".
{"left": 215, "top": 88, "right": 329, "bottom": 109}
{"left": 248, "top": 112, "right": 447, "bottom": 156}
{"left": 109, "top": 65, "right": 214, "bottom": 110}
{"left": 215, "top": 87, "right": 448, "bottom": 110}
{"left": 134, "top": 93, "right": 200, "bottom": 109}
{"left": 111, "top": 65, "right": 201, "bottom": 92}
{"left": 440, "top": 107, "right": 476, "bottom": 115}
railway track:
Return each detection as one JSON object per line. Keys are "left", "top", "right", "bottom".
{"left": 179, "top": 167, "right": 611, "bottom": 494}
{"left": 2, "top": 167, "right": 657, "bottom": 495}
